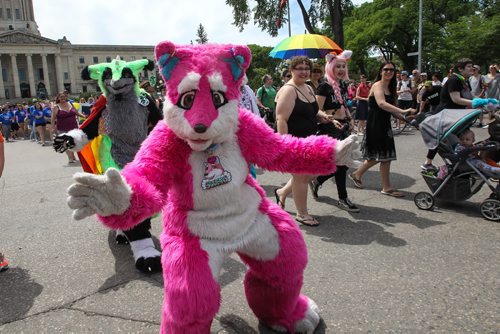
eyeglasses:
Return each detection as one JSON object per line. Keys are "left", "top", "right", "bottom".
{"left": 382, "top": 68, "right": 395, "bottom": 72}
{"left": 312, "top": 69, "right": 322, "bottom": 74}
{"left": 293, "top": 67, "right": 310, "bottom": 71}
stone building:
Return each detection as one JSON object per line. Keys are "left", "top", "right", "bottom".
{"left": 0, "top": 0, "right": 154, "bottom": 103}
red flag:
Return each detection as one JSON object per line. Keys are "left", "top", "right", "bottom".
{"left": 277, "top": 0, "right": 288, "bottom": 27}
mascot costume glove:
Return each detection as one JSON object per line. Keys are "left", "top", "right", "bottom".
{"left": 68, "top": 168, "right": 131, "bottom": 220}
{"left": 334, "top": 134, "right": 362, "bottom": 169}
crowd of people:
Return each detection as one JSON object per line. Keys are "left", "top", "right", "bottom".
{"left": 248, "top": 57, "right": 499, "bottom": 226}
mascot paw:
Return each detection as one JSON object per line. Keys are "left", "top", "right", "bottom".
{"left": 334, "top": 134, "right": 362, "bottom": 169}
{"left": 115, "top": 230, "right": 129, "bottom": 244}
{"left": 130, "top": 238, "right": 162, "bottom": 273}
{"left": 293, "top": 298, "right": 321, "bottom": 334}
{"left": 268, "top": 297, "right": 320, "bottom": 334}
{"left": 67, "top": 168, "right": 131, "bottom": 220}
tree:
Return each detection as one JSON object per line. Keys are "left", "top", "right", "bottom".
{"left": 195, "top": 23, "right": 208, "bottom": 44}
{"left": 226, "top": 0, "right": 353, "bottom": 48}
{"left": 246, "top": 44, "right": 282, "bottom": 90}
{"left": 344, "top": 0, "right": 486, "bottom": 73}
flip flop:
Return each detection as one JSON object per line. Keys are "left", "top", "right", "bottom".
{"left": 274, "top": 188, "right": 285, "bottom": 209}
{"left": 295, "top": 215, "right": 320, "bottom": 227}
{"left": 380, "top": 189, "right": 405, "bottom": 197}
{"left": 348, "top": 173, "right": 363, "bottom": 188}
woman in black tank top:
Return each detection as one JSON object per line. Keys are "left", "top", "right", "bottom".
{"left": 273, "top": 56, "right": 335, "bottom": 226}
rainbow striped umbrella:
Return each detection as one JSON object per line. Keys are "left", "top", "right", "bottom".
{"left": 269, "top": 34, "right": 342, "bottom": 59}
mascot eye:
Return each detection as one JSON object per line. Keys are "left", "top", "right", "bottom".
{"left": 102, "top": 68, "right": 112, "bottom": 80}
{"left": 121, "top": 68, "right": 133, "bottom": 79}
{"left": 177, "top": 90, "right": 197, "bottom": 110}
{"left": 212, "top": 91, "right": 227, "bottom": 108}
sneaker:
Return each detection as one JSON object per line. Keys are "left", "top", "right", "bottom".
{"left": 482, "top": 124, "right": 489, "bottom": 129}
{"left": 338, "top": 198, "right": 360, "bottom": 212}
{"left": 0, "top": 254, "right": 9, "bottom": 272}
{"left": 420, "top": 163, "right": 438, "bottom": 171}
{"left": 309, "top": 179, "right": 320, "bottom": 199}
{"left": 476, "top": 123, "right": 483, "bottom": 128}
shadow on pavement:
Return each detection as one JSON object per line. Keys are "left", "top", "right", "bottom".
{"left": 98, "top": 231, "right": 163, "bottom": 293}
{"left": 0, "top": 267, "right": 43, "bottom": 324}
{"left": 217, "top": 314, "right": 327, "bottom": 334}
{"left": 219, "top": 257, "right": 247, "bottom": 288}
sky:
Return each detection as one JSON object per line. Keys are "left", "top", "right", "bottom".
{"left": 33, "top": 0, "right": 370, "bottom": 48}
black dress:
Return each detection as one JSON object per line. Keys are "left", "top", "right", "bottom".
{"left": 286, "top": 85, "right": 319, "bottom": 138}
{"left": 362, "top": 94, "right": 397, "bottom": 161}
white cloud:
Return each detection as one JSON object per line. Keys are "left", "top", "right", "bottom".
{"left": 33, "top": 0, "right": 369, "bottom": 48}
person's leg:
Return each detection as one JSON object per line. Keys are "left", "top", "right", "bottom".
{"left": 292, "top": 174, "right": 314, "bottom": 218}
{"left": 380, "top": 161, "right": 392, "bottom": 191}
{"left": 352, "top": 159, "right": 378, "bottom": 181}
{"left": 36, "top": 125, "right": 45, "bottom": 145}
{"left": 423, "top": 148, "right": 438, "bottom": 167}
{"left": 334, "top": 166, "right": 348, "bottom": 200}
{"left": 275, "top": 177, "right": 293, "bottom": 208}
{"left": 66, "top": 150, "right": 76, "bottom": 162}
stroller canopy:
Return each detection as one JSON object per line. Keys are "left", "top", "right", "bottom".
{"left": 420, "top": 109, "right": 481, "bottom": 150}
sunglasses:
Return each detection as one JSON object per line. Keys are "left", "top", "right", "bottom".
{"left": 382, "top": 68, "right": 395, "bottom": 72}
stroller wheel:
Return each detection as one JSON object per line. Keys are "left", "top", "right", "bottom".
{"left": 414, "top": 192, "right": 434, "bottom": 210}
{"left": 480, "top": 199, "right": 500, "bottom": 222}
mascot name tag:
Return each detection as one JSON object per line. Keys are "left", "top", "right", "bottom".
{"left": 201, "top": 144, "right": 232, "bottom": 190}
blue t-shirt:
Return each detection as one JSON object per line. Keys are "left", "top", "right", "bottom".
{"left": 43, "top": 107, "right": 52, "bottom": 119}
{"left": 33, "top": 108, "right": 46, "bottom": 125}
{"left": 1, "top": 111, "right": 13, "bottom": 125}
{"left": 16, "top": 109, "right": 27, "bottom": 123}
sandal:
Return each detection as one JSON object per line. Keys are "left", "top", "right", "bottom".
{"left": 295, "top": 215, "right": 320, "bottom": 227}
{"left": 348, "top": 173, "right": 363, "bottom": 189}
{"left": 380, "top": 189, "right": 405, "bottom": 197}
{"left": 274, "top": 188, "right": 285, "bottom": 209}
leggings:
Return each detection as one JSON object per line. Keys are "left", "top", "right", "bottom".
{"left": 316, "top": 165, "right": 348, "bottom": 200}
{"left": 427, "top": 148, "right": 438, "bottom": 160}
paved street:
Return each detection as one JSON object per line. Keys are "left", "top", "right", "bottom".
{"left": 0, "top": 126, "right": 498, "bottom": 333}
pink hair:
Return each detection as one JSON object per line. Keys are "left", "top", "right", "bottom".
{"left": 324, "top": 50, "right": 352, "bottom": 105}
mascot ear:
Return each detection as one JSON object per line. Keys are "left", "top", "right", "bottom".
{"left": 224, "top": 45, "right": 252, "bottom": 82}
{"left": 325, "top": 53, "right": 336, "bottom": 63}
{"left": 155, "top": 41, "right": 180, "bottom": 81}
{"left": 81, "top": 66, "right": 91, "bottom": 80}
{"left": 340, "top": 50, "right": 353, "bottom": 61}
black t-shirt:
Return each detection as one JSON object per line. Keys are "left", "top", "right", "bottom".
{"left": 437, "top": 74, "right": 472, "bottom": 111}
{"left": 316, "top": 81, "right": 348, "bottom": 111}
{"left": 422, "top": 86, "right": 441, "bottom": 106}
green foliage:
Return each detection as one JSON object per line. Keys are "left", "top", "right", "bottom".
{"left": 344, "top": 0, "right": 497, "bottom": 75}
{"left": 246, "top": 44, "right": 283, "bottom": 90}
{"left": 195, "top": 23, "right": 208, "bottom": 44}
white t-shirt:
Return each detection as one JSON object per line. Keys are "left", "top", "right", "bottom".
{"left": 397, "top": 80, "right": 413, "bottom": 101}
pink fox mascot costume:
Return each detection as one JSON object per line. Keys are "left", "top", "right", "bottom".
{"left": 67, "top": 41, "right": 360, "bottom": 333}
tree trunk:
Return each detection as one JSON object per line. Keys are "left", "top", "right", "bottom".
{"left": 296, "top": 0, "right": 317, "bottom": 34}
{"left": 325, "top": 0, "right": 344, "bottom": 48}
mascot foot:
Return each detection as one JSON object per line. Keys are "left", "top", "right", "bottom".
{"left": 115, "top": 230, "right": 129, "bottom": 244}
{"left": 130, "top": 238, "right": 162, "bottom": 273}
{"left": 269, "top": 297, "right": 320, "bottom": 334}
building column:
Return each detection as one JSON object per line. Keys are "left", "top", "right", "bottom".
{"left": 68, "top": 55, "right": 76, "bottom": 94}
{"left": 0, "top": 55, "right": 5, "bottom": 99}
{"left": 55, "top": 54, "right": 64, "bottom": 93}
{"left": 26, "top": 53, "right": 36, "bottom": 97}
{"left": 10, "top": 54, "right": 21, "bottom": 98}
{"left": 41, "top": 53, "right": 51, "bottom": 96}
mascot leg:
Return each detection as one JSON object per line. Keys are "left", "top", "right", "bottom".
{"left": 160, "top": 235, "right": 221, "bottom": 334}
{"left": 238, "top": 210, "right": 320, "bottom": 333}
{"left": 122, "top": 218, "right": 162, "bottom": 273}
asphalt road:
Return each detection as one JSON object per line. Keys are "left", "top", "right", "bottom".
{"left": 0, "top": 126, "right": 498, "bottom": 333}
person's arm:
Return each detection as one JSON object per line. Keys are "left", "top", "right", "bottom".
{"left": 315, "top": 94, "right": 341, "bottom": 127}
{"left": 449, "top": 91, "right": 473, "bottom": 108}
{"left": 275, "top": 86, "right": 295, "bottom": 135}
{"left": 0, "top": 140, "right": 4, "bottom": 178}
{"left": 51, "top": 107, "right": 58, "bottom": 132}
{"left": 355, "top": 86, "right": 367, "bottom": 101}
{"left": 256, "top": 88, "right": 268, "bottom": 111}
{"left": 372, "top": 82, "right": 412, "bottom": 120}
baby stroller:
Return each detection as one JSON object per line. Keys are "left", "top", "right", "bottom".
{"left": 414, "top": 108, "right": 500, "bottom": 221}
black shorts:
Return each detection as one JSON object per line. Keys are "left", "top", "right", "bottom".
{"left": 11, "top": 123, "right": 19, "bottom": 131}
{"left": 35, "top": 123, "right": 47, "bottom": 128}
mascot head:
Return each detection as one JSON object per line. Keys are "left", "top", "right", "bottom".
{"left": 155, "top": 41, "right": 252, "bottom": 151}
{"left": 81, "top": 56, "right": 155, "bottom": 97}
